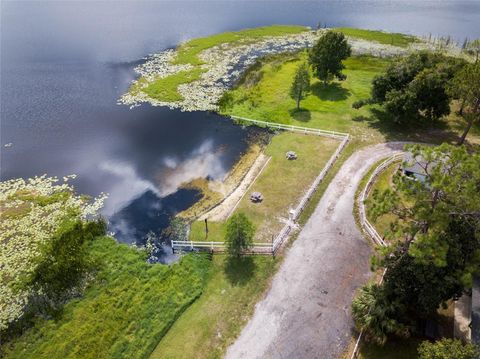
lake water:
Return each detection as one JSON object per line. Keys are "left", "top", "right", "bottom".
{"left": 1, "top": 1, "right": 479, "bottom": 259}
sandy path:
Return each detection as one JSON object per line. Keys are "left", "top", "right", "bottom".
{"left": 225, "top": 142, "right": 405, "bottom": 359}
{"left": 199, "top": 153, "right": 270, "bottom": 222}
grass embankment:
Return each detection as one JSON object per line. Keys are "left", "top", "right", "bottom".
{"left": 2, "top": 237, "right": 211, "bottom": 359}
{"left": 188, "top": 132, "right": 339, "bottom": 243}
{"left": 133, "top": 25, "right": 308, "bottom": 102}
{"left": 150, "top": 255, "right": 278, "bottom": 359}
{"left": 336, "top": 27, "right": 417, "bottom": 48}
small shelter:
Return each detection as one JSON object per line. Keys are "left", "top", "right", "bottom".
{"left": 250, "top": 191, "right": 263, "bottom": 203}
{"left": 402, "top": 152, "right": 429, "bottom": 182}
{"left": 286, "top": 151, "right": 297, "bottom": 160}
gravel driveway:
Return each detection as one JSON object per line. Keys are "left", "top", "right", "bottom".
{"left": 225, "top": 142, "right": 405, "bottom": 359}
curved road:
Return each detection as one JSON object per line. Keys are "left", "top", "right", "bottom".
{"left": 226, "top": 142, "right": 405, "bottom": 359}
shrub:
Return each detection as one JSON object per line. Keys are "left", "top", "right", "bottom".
{"left": 418, "top": 339, "right": 480, "bottom": 359}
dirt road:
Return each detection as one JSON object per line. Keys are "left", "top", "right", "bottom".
{"left": 225, "top": 142, "right": 405, "bottom": 359}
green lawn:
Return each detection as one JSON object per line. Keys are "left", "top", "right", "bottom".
{"left": 188, "top": 132, "right": 339, "bottom": 243}
{"left": 222, "top": 54, "right": 390, "bottom": 139}
{"left": 150, "top": 255, "right": 278, "bottom": 359}
{"left": 190, "top": 220, "right": 226, "bottom": 243}
{"left": 336, "top": 27, "right": 417, "bottom": 48}
{"left": 365, "top": 161, "right": 402, "bottom": 237}
{"left": 235, "top": 132, "right": 339, "bottom": 242}
{"left": 222, "top": 52, "right": 475, "bottom": 147}
{"left": 2, "top": 237, "right": 211, "bottom": 359}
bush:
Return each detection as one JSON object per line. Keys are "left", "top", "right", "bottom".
{"left": 418, "top": 339, "right": 480, "bottom": 359}
{"left": 352, "top": 283, "right": 409, "bottom": 345}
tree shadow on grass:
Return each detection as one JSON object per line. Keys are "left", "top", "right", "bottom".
{"left": 310, "top": 82, "right": 350, "bottom": 101}
{"left": 289, "top": 108, "right": 311, "bottom": 122}
{"left": 224, "top": 256, "right": 256, "bottom": 286}
{"left": 356, "top": 108, "right": 472, "bottom": 147}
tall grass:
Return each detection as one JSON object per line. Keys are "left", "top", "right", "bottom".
{"left": 2, "top": 237, "right": 212, "bottom": 359}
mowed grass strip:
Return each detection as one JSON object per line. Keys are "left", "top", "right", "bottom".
{"left": 149, "top": 255, "right": 278, "bottom": 359}
{"left": 2, "top": 237, "right": 212, "bottom": 359}
{"left": 336, "top": 27, "right": 417, "bottom": 48}
{"left": 235, "top": 132, "right": 339, "bottom": 242}
{"left": 223, "top": 54, "right": 390, "bottom": 134}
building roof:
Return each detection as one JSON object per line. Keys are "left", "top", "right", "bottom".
{"left": 402, "top": 152, "right": 431, "bottom": 176}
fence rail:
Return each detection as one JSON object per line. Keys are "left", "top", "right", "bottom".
{"left": 171, "top": 239, "right": 273, "bottom": 254}
{"left": 172, "top": 116, "right": 350, "bottom": 254}
{"left": 271, "top": 133, "right": 349, "bottom": 251}
{"left": 357, "top": 153, "right": 403, "bottom": 247}
{"left": 231, "top": 116, "right": 349, "bottom": 139}
{"left": 351, "top": 152, "right": 403, "bottom": 359}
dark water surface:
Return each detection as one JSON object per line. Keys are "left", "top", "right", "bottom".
{"left": 1, "top": 1, "right": 479, "bottom": 258}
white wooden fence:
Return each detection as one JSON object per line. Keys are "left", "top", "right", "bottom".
{"left": 231, "top": 115, "right": 349, "bottom": 139}
{"left": 172, "top": 116, "right": 350, "bottom": 254}
{"left": 350, "top": 152, "right": 403, "bottom": 359}
{"left": 357, "top": 153, "right": 403, "bottom": 247}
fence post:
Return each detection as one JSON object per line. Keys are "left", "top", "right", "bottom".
{"left": 271, "top": 235, "right": 275, "bottom": 258}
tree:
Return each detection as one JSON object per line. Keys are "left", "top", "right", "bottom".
{"left": 224, "top": 213, "right": 255, "bottom": 257}
{"left": 380, "top": 219, "right": 478, "bottom": 319}
{"left": 370, "top": 144, "right": 480, "bottom": 260}
{"left": 290, "top": 63, "right": 310, "bottom": 109}
{"left": 357, "top": 144, "right": 480, "bottom": 341}
{"left": 466, "top": 38, "right": 480, "bottom": 63}
{"left": 409, "top": 68, "right": 452, "bottom": 121}
{"left": 365, "top": 52, "right": 466, "bottom": 123}
{"left": 418, "top": 339, "right": 480, "bottom": 359}
{"left": 308, "top": 30, "right": 351, "bottom": 85}
{"left": 448, "top": 62, "right": 480, "bottom": 144}
{"left": 352, "top": 283, "right": 408, "bottom": 345}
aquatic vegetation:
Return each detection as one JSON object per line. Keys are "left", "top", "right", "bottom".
{"left": 119, "top": 27, "right": 418, "bottom": 112}
{"left": 0, "top": 175, "right": 106, "bottom": 331}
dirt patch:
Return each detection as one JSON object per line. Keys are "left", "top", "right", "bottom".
{"left": 177, "top": 144, "right": 268, "bottom": 220}
{"left": 199, "top": 153, "right": 270, "bottom": 222}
